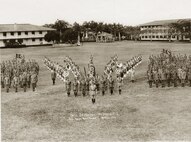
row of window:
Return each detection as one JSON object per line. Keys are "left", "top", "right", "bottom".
{"left": 141, "top": 25, "right": 163, "bottom": 28}
{"left": 3, "top": 38, "right": 43, "bottom": 43}
{"left": 3, "top": 31, "right": 43, "bottom": 36}
{"left": 141, "top": 35, "right": 176, "bottom": 39}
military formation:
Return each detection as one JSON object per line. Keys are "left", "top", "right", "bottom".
{"left": 147, "top": 49, "right": 191, "bottom": 88}
{"left": 1, "top": 54, "right": 39, "bottom": 93}
{"left": 44, "top": 55, "right": 142, "bottom": 104}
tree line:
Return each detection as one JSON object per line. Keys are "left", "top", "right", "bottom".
{"left": 43, "top": 20, "right": 140, "bottom": 44}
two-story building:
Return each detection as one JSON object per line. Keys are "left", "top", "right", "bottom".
{"left": 0, "top": 24, "right": 55, "bottom": 47}
{"left": 139, "top": 19, "right": 190, "bottom": 41}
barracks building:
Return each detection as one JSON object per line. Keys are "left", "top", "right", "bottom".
{"left": 0, "top": 24, "right": 55, "bottom": 47}
{"left": 139, "top": 19, "right": 190, "bottom": 41}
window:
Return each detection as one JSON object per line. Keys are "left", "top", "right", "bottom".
{"left": 156, "top": 36, "right": 159, "bottom": 38}
{"left": 40, "top": 38, "right": 43, "bottom": 41}
{"left": 145, "top": 36, "right": 148, "bottom": 38}
{"left": 3, "top": 32, "right": 7, "bottom": 36}
{"left": 164, "top": 36, "right": 167, "bottom": 38}
{"left": 172, "top": 36, "right": 175, "bottom": 38}
{"left": 160, "top": 35, "right": 163, "bottom": 38}
{"left": 11, "top": 32, "right": 14, "bottom": 36}
{"left": 32, "top": 39, "right": 35, "bottom": 42}
{"left": 32, "top": 31, "right": 35, "bottom": 35}
{"left": 152, "top": 35, "right": 155, "bottom": 38}
{"left": 39, "top": 31, "right": 42, "bottom": 34}
{"left": 149, "top": 36, "right": 151, "bottom": 38}
{"left": 25, "top": 31, "right": 28, "bottom": 35}
{"left": 18, "top": 32, "right": 21, "bottom": 35}
{"left": 142, "top": 36, "right": 144, "bottom": 38}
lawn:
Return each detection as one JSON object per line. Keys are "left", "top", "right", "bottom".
{"left": 1, "top": 41, "right": 191, "bottom": 141}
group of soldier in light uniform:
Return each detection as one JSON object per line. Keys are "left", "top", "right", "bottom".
{"left": 147, "top": 49, "right": 191, "bottom": 88}
{"left": 1, "top": 54, "right": 39, "bottom": 93}
{"left": 45, "top": 55, "right": 142, "bottom": 104}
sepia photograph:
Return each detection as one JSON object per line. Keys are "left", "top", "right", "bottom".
{"left": 1, "top": 0, "right": 191, "bottom": 141}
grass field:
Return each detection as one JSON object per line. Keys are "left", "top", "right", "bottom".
{"left": 1, "top": 41, "right": 191, "bottom": 141}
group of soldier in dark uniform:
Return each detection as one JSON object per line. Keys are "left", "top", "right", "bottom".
{"left": 147, "top": 49, "right": 191, "bottom": 88}
{"left": 64, "top": 75, "right": 123, "bottom": 103}
{"left": 1, "top": 55, "right": 39, "bottom": 93}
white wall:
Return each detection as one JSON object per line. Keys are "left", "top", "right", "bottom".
{"left": 0, "top": 31, "right": 53, "bottom": 47}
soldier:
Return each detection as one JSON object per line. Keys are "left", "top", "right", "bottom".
{"left": 73, "top": 79, "right": 78, "bottom": 97}
{"left": 108, "top": 76, "right": 114, "bottom": 95}
{"left": 13, "top": 74, "right": 19, "bottom": 92}
{"left": 65, "top": 78, "right": 71, "bottom": 97}
{"left": 26, "top": 71, "right": 31, "bottom": 88}
{"left": 129, "top": 68, "right": 135, "bottom": 83}
{"left": 90, "top": 82, "right": 96, "bottom": 104}
{"left": 172, "top": 69, "right": 178, "bottom": 87}
{"left": 86, "top": 77, "right": 90, "bottom": 96}
{"left": 188, "top": 68, "right": 191, "bottom": 87}
{"left": 31, "top": 72, "right": 38, "bottom": 91}
{"left": 153, "top": 70, "right": 159, "bottom": 88}
{"left": 100, "top": 76, "right": 106, "bottom": 96}
{"left": 177, "top": 67, "right": 182, "bottom": 84}
{"left": 166, "top": 69, "right": 171, "bottom": 87}
{"left": 147, "top": 70, "right": 153, "bottom": 88}
{"left": 4, "top": 75, "right": 10, "bottom": 93}
{"left": 117, "top": 76, "right": 123, "bottom": 94}
{"left": 181, "top": 69, "right": 187, "bottom": 87}
{"left": 1, "top": 73, "right": 5, "bottom": 88}
{"left": 19, "top": 73, "right": 23, "bottom": 88}
{"left": 160, "top": 69, "right": 166, "bottom": 88}
{"left": 81, "top": 79, "right": 86, "bottom": 97}
{"left": 22, "top": 71, "right": 28, "bottom": 92}
{"left": 95, "top": 75, "right": 100, "bottom": 92}
{"left": 51, "top": 69, "right": 56, "bottom": 85}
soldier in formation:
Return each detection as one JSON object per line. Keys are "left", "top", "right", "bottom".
{"left": 147, "top": 49, "right": 191, "bottom": 88}
{"left": 1, "top": 55, "right": 39, "bottom": 92}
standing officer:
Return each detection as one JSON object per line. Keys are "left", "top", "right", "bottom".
{"left": 51, "top": 69, "right": 56, "bottom": 85}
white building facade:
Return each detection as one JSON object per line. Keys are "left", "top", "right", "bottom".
{"left": 139, "top": 19, "right": 190, "bottom": 41}
{"left": 0, "top": 24, "right": 55, "bottom": 47}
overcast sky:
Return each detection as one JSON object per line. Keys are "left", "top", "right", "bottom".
{"left": 0, "top": 0, "right": 191, "bottom": 26}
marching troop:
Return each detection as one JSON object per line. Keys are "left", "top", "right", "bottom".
{"left": 1, "top": 54, "right": 39, "bottom": 93}
{"left": 2, "top": 49, "right": 190, "bottom": 104}
{"left": 147, "top": 49, "right": 191, "bottom": 88}
{"left": 44, "top": 55, "right": 142, "bottom": 104}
